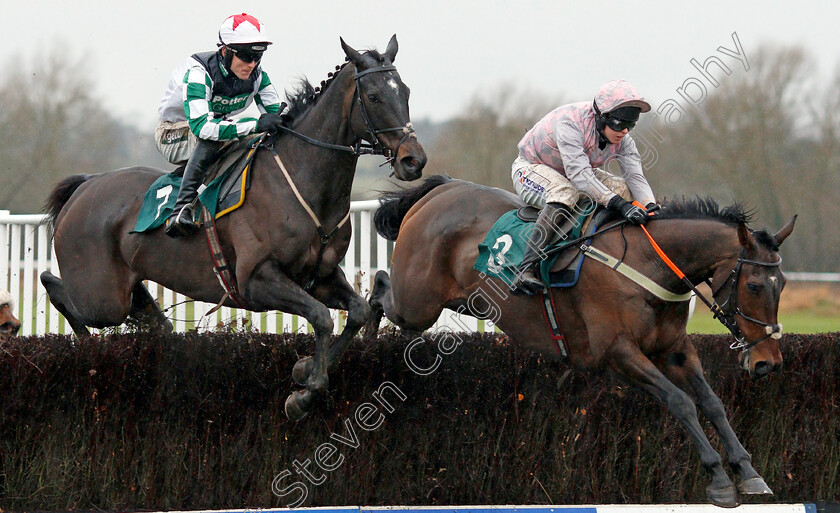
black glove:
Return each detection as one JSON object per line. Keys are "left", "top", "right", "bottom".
{"left": 608, "top": 196, "right": 648, "bottom": 225}
{"left": 257, "top": 112, "right": 287, "bottom": 133}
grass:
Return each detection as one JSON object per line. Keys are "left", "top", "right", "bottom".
{"left": 686, "top": 281, "right": 840, "bottom": 334}
{"left": 687, "top": 307, "right": 840, "bottom": 334}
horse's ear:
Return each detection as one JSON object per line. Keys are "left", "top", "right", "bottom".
{"left": 340, "top": 37, "right": 363, "bottom": 65}
{"left": 737, "top": 222, "right": 756, "bottom": 251}
{"left": 773, "top": 214, "right": 797, "bottom": 246}
{"left": 384, "top": 34, "right": 399, "bottom": 63}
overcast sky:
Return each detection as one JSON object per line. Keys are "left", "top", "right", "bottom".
{"left": 9, "top": 0, "right": 840, "bottom": 131}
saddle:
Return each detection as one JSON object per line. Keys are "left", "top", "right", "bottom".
{"left": 514, "top": 203, "right": 617, "bottom": 285}
{"left": 131, "top": 134, "right": 264, "bottom": 234}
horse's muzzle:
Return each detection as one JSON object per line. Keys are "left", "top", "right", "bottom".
{"left": 0, "top": 320, "right": 21, "bottom": 338}
{"left": 739, "top": 349, "right": 783, "bottom": 379}
{"left": 394, "top": 141, "right": 427, "bottom": 181}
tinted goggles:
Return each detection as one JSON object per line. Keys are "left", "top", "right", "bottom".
{"left": 605, "top": 116, "right": 636, "bottom": 132}
{"left": 228, "top": 47, "right": 264, "bottom": 63}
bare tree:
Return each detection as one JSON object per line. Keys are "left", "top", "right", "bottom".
{"left": 0, "top": 48, "right": 165, "bottom": 213}
{"left": 427, "top": 84, "right": 563, "bottom": 190}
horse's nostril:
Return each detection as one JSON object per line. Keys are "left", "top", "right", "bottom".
{"left": 753, "top": 361, "right": 772, "bottom": 377}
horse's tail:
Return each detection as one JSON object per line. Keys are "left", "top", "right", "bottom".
{"left": 42, "top": 174, "right": 94, "bottom": 229}
{"left": 374, "top": 174, "right": 453, "bottom": 241}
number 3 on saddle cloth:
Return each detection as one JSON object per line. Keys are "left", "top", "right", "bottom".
{"left": 474, "top": 201, "right": 607, "bottom": 290}
{"left": 131, "top": 133, "right": 266, "bottom": 234}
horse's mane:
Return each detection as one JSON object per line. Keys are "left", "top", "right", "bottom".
{"left": 657, "top": 197, "right": 779, "bottom": 251}
{"left": 657, "top": 197, "right": 753, "bottom": 225}
{"left": 283, "top": 49, "right": 389, "bottom": 126}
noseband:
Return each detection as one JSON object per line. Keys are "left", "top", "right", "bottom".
{"left": 708, "top": 249, "right": 783, "bottom": 350}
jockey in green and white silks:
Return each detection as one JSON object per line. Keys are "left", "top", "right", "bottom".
{"left": 155, "top": 13, "right": 288, "bottom": 238}
{"left": 509, "top": 79, "right": 659, "bottom": 295}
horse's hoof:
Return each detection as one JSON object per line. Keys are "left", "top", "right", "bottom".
{"left": 284, "top": 390, "right": 313, "bottom": 421}
{"left": 292, "top": 357, "right": 314, "bottom": 386}
{"left": 738, "top": 477, "right": 774, "bottom": 495}
{"left": 706, "top": 484, "right": 740, "bottom": 508}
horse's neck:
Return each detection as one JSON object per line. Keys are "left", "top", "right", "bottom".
{"left": 281, "top": 72, "right": 359, "bottom": 218}
{"left": 650, "top": 220, "right": 740, "bottom": 285}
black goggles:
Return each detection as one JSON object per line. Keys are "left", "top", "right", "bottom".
{"left": 605, "top": 116, "right": 636, "bottom": 132}
{"left": 228, "top": 47, "right": 264, "bottom": 63}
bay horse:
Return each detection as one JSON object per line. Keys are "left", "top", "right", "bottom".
{"left": 366, "top": 175, "right": 795, "bottom": 507}
{"left": 39, "top": 35, "right": 426, "bottom": 420}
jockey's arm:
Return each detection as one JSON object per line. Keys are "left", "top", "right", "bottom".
{"left": 616, "top": 136, "right": 656, "bottom": 206}
{"left": 182, "top": 66, "right": 259, "bottom": 141}
{"left": 253, "top": 70, "right": 282, "bottom": 114}
{"left": 555, "top": 121, "right": 616, "bottom": 205}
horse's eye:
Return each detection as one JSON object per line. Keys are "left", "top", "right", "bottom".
{"left": 367, "top": 94, "right": 379, "bottom": 103}
{"left": 747, "top": 283, "right": 762, "bottom": 295}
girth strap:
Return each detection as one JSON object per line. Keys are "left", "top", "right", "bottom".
{"left": 201, "top": 206, "right": 250, "bottom": 314}
{"left": 539, "top": 290, "right": 569, "bottom": 358}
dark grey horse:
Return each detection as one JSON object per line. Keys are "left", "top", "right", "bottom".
{"left": 40, "top": 36, "right": 426, "bottom": 420}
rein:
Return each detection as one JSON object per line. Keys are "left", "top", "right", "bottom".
{"left": 535, "top": 208, "right": 783, "bottom": 350}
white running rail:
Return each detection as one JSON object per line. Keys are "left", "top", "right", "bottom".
{"left": 0, "top": 205, "right": 490, "bottom": 336}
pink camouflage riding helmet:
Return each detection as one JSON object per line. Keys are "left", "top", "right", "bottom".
{"left": 594, "top": 79, "right": 651, "bottom": 115}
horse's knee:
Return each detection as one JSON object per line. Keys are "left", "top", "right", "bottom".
{"left": 666, "top": 390, "right": 698, "bottom": 421}
{"left": 309, "top": 306, "right": 334, "bottom": 335}
{"left": 346, "top": 296, "right": 371, "bottom": 327}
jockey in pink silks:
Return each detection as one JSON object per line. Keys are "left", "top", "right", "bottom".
{"left": 510, "top": 79, "right": 658, "bottom": 295}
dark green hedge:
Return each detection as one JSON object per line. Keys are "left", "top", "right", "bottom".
{"left": 0, "top": 330, "right": 837, "bottom": 512}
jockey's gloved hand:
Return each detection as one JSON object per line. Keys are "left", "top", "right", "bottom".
{"left": 645, "top": 202, "right": 660, "bottom": 212}
{"left": 257, "top": 112, "right": 287, "bottom": 133}
{"left": 608, "top": 196, "right": 648, "bottom": 225}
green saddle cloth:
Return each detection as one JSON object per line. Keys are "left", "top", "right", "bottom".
{"left": 131, "top": 172, "right": 229, "bottom": 233}
{"left": 473, "top": 205, "right": 594, "bottom": 287}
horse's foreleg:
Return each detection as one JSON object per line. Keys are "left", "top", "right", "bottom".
{"left": 607, "top": 337, "right": 739, "bottom": 508}
{"left": 40, "top": 272, "right": 90, "bottom": 336}
{"left": 292, "top": 267, "right": 371, "bottom": 385}
{"left": 658, "top": 341, "right": 772, "bottom": 496}
{"left": 242, "top": 261, "right": 334, "bottom": 421}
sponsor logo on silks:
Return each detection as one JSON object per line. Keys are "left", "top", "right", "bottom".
{"left": 519, "top": 174, "right": 545, "bottom": 194}
{"left": 210, "top": 94, "right": 250, "bottom": 114}
{"left": 162, "top": 131, "right": 189, "bottom": 144}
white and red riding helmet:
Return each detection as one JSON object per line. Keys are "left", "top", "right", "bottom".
{"left": 218, "top": 13, "right": 272, "bottom": 50}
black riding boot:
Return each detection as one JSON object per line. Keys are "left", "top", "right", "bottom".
{"left": 165, "top": 140, "right": 221, "bottom": 238}
{"left": 511, "top": 202, "right": 572, "bottom": 295}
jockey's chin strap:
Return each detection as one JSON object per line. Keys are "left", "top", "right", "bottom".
{"left": 635, "top": 207, "right": 783, "bottom": 351}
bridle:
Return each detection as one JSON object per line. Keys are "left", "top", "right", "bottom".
{"left": 350, "top": 65, "right": 417, "bottom": 163}
{"left": 637, "top": 222, "right": 783, "bottom": 352}
{"left": 269, "top": 63, "right": 416, "bottom": 163}
{"left": 706, "top": 249, "right": 784, "bottom": 350}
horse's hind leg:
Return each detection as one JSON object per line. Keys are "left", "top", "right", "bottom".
{"left": 128, "top": 282, "right": 173, "bottom": 333}
{"left": 40, "top": 271, "right": 90, "bottom": 336}
{"left": 364, "top": 270, "right": 391, "bottom": 337}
